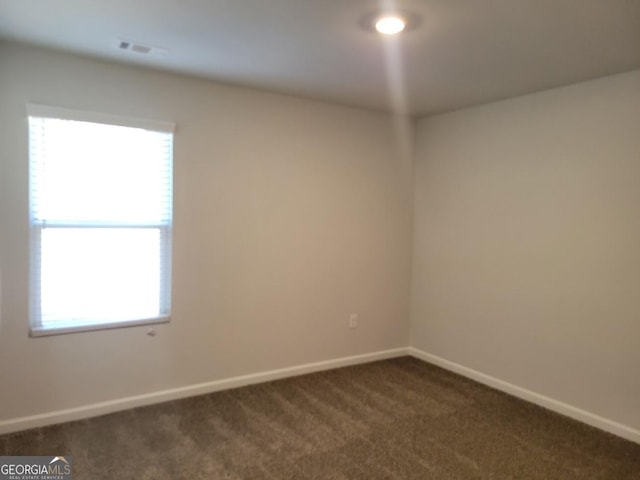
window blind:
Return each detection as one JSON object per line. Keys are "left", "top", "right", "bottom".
{"left": 28, "top": 105, "right": 174, "bottom": 335}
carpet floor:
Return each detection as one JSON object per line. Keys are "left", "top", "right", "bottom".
{"left": 1, "top": 357, "right": 639, "bottom": 479}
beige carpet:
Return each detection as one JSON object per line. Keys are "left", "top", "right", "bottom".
{"left": 2, "top": 357, "right": 639, "bottom": 479}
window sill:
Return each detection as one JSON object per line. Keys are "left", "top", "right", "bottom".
{"left": 29, "top": 315, "right": 170, "bottom": 337}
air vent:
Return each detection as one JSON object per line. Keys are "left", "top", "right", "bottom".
{"left": 131, "top": 44, "right": 151, "bottom": 54}
{"left": 116, "top": 38, "right": 168, "bottom": 57}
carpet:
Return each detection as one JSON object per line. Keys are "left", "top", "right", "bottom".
{"left": 2, "top": 357, "right": 639, "bottom": 479}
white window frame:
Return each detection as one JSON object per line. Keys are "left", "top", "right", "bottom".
{"left": 27, "top": 104, "right": 175, "bottom": 337}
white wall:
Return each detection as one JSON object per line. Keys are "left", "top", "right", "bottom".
{"left": 2, "top": 38, "right": 638, "bottom": 440}
{"left": 0, "top": 42, "right": 414, "bottom": 422}
{"left": 412, "top": 69, "right": 640, "bottom": 431}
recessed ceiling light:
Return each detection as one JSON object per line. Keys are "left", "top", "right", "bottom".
{"left": 375, "top": 15, "right": 406, "bottom": 35}
{"left": 359, "top": 11, "right": 421, "bottom": 35}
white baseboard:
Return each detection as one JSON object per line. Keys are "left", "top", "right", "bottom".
{"left": 4, "top": 346, "right": 638, "bottom": 445}
{"left": 408, "top": 347, "right": 640, "bottom": 445}
{"left": 0, "top": 347, "right": 409, "bottom": 435}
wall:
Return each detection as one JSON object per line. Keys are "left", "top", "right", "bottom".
{"left": 0, "top": 41, "right": 414, "bottom": 423}
{"left": 411, "top": 69, "right": 640, "bottom": 431}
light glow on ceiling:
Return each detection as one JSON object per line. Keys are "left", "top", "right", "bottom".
{"left": 375, "top": 15, "right": 406, "bottom": 35}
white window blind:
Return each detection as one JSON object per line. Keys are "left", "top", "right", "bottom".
{"left": 28, "top": 104, "right": 174, "bottom": 336}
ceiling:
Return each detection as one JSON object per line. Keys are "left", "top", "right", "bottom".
{"left": 1, "top": 0, "right": 639, "bottom": 116}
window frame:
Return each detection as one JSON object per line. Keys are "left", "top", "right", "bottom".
{"left": 27, "top": 104, "right": 175, "bottom": 337}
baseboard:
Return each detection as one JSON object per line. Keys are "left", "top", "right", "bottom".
{"left": 0, "top": 347, "right": 409, "bottom": 435}
{"left": 5, "top": 346, "right": 637, "bottom": 445}
{"left": 408, "top": 347, "right": 640, "bottom": 445}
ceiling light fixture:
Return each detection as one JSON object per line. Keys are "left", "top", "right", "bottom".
{"left": 375, "top": 15, "right": 406, "bottom": 35}
{"left": 360, "top": 11, "right": 421, "bottom": 35}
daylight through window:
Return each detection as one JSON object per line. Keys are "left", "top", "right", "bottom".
{"left": 28, "top": 105, "right": 174, "bottom": 336}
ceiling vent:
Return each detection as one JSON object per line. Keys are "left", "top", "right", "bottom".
{"left": 116, "top": 38, "right": 167, "bottom": 57}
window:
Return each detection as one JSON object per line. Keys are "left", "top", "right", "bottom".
{"left": 28, "top": 104, "right": 174, "bottom": 336}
